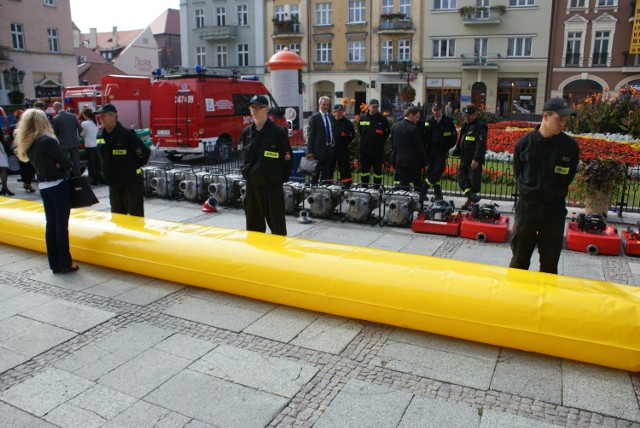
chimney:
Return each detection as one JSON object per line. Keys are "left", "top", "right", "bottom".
{"left": 89, "top": 28, "right": 97, "bottom": 49}
{"left": 112, "top": 26, "right": 118, "bottom": 47}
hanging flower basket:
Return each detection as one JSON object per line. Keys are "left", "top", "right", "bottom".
{"left": 398, "top": 85, "right": 416, "bottom": 103}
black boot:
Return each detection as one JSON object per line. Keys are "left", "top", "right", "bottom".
{"left": 433, "top": 184, "right": 443, "bottom": 200}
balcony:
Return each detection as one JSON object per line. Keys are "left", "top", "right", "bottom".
{"left": 273, "top": 20, "right": 302, "bottom": 37}
{"left": 378, "top": 61, "right": 418, "bottom": 73}
{"left": 565, "top": 53, "right": 581, "bottom": 67}
{"left": 199, "top": 26, "right": 237, "bottom": 41}
{"left": 461, "top": 53, "right": 500, "bottom": 69}
{"left": 462, "top": 9, "right": 502, "bottom": 24}
{"left": 378, "top": 17, "right": 414, "bottom": 33}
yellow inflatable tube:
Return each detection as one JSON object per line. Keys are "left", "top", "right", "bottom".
{"left": 1, "top": 198, "right": 639, "bottom": 371}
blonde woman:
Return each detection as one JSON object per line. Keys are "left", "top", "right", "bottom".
{"left": 14, "top": 109, "right": 78, "bottom": 274}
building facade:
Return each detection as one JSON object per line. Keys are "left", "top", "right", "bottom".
{"left": 1, "top": 0, "right": 78, "bottom": 104}
{"left": 548, "top": 0, "right": 640, "bottom": 101}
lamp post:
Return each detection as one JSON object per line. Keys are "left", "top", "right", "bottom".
{"left": 3, "top": 66, "right": 25, "bottom": 91}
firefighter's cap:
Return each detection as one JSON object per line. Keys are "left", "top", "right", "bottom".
{"left": 248, "top": 95, "right": 269, "bottom": 107}
{"left": 543, "top": 97, "right": 575, "bottom": 117}
{"left": 333, "top": 104, "right": 345, "bottom": 111}
{"left": 97, "top": 104, "right": 117, "bottom": 114}
{"left": 368, "top": 99, "right": 380, "bottom": 106}
{"left": 462, "top": 105, "right": 476, "bottom": 115}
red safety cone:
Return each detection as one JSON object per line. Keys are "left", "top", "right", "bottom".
{"left": 202, "top": 197, "right": 218, "bottom": 213}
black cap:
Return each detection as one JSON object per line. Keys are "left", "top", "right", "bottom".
{"left": 97, "top": 104, "right": 117, "bottom": 114}
{"left": 368, "top": 99, "right": 380, "bottom": 106}
{"left": 543, "top": 97, "right": 575, "bottom": 117}
{"left": 432, "top": 102, "right": 442, "bottom": 110}
{"left": 248, "top": 95, "right": 269, "bottom": 107}
{"left": 462, "top": 105, "right": 477, "bottom": 115}
{"left": 333, "top": 104, "right": 345, "bottom": 111}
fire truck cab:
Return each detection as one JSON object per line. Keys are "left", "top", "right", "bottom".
{"left": 150, "top": 72, "right": 285, "bottom": 162}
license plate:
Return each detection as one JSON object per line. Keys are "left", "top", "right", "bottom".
{"left": 156, "top": 129, "right": 171, "bottom": 136}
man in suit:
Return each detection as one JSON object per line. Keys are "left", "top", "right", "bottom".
{"left": 306, "top": 96, "right": 334, "bottom": 185}
{"left": 390, "top": 105, "right": 428, "bottom": 202}
{"left": 52, "top": 102, "right": 82, "bottom": 176}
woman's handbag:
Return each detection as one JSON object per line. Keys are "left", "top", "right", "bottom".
{"left": 69, "top": 176, "right": 99, "bottom": 208}
{"left": 297, "top": 156, "right": 318, "bottom": 175}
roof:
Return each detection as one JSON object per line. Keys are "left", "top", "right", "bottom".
{"left": 75, "top": 46, "right": 107, "bottom": 64}
{"left": 149, "top": 9, "right": 180, "bottom": 35}
{"left": 78, "top": 62, "right": 126, "bottom": 85}
{"left": 80, "top": 29, "right": 144, "bottom": 51}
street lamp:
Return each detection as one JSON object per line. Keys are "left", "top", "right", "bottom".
{"left": 399, "top": 63, "right": 420, "bottom": 88}
{"left": 2, "top": 66, "right": 25, "bottom": 91}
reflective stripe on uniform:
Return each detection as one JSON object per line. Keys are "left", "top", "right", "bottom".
{"left": 554, "top": 166, "right": 569, "bottom": 174}
{"left": 264, "top": 150, "right": 279, "bottom": 159}
{"left": 465, "top": 136, "right": 476, "bottom": 141}
{"left": 112, "top": 149, "right": 126, "bottom": 155}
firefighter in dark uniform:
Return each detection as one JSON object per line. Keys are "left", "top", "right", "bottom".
{"left": 97, "top": 104, "right": 150, "bottom": 216}
{"left": 452, "top": 105, "right": 487, "bottom": 208}
{"left": 357, "top": 99, "right": 390, "bottom": 187}
{"left": 423, "top": 102, "right": 458, "bottom": 200}
{"left": 390, "top": 105, "right": 428, "bottom": 199}
{"left": 509, "top": 97, "right": 579, "bottom": 274}
{"left": 330, "top": 104, "right": 355, "bottom": 188}
{"left": 240, "top": 95, "right": 293, "bottom": 236}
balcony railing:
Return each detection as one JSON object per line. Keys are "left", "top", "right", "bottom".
{"left": 199, "top": 26, "right": 238, "bottom": 41}
{"left": 378, "top": 60, "right": 416, "bottom": 72}
{"left": 273, "top": 20, "right": 301, "bottom": 35}
{"left": 565, "top": 53, "right": 581, "bottom": 67}
{"left": 461, "top": 53, "right": 500, "bottom": 69}
{"left": 378, "top": 18, "right": 414, "bottom": 31}
{"left": 592, "top": 52, "right": 609, "bottom": 66}
{"left": 462, "top": 9, "right": 502, "bottom": 24}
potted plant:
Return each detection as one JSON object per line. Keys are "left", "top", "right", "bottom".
{"left": 8, "top": 90, "right": 24, "bottom": 105}
{"left": 575, "top": 157, "right": 628, "bottom": 216}
{"left": 398, "top": 85, "right": 416, "bottom": 103}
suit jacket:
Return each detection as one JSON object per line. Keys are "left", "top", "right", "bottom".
{"left": 306, "top": 111, "right": 333, "bottom": 160}
{"left": 391, "top": 118, "right": 428, "bottom": 170}
{"left": 53, "top": 111, "right": 81, "bottom": 149}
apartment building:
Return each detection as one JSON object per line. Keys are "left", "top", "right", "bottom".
{"left": 265, "top": 0, "right": 424, "bottom": 116}
{"left": 548, "top": 0, "right": 640, "bottom": 101}
{"left": 180, "top": 0, "right": 266, "bottom": 77}
{"left": 0, "top": 0, "right": 78, "bottom": 104}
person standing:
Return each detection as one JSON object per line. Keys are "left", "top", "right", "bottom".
{"left": 10, "top": 110, "right": 36, "bottom": 193}
{"left": 241, "top": 95, "right": 293, "bottom": 236}
{"left": 52, "top": 101, "right": 82, "bottom": 176}
{"left": 444, "top": 101, "right": 453, "bottom": 118}
{"left": 423, "top": 102, "right": 458, "bottom": 200}
{"left": 97, "top": 104, "right": 150, "bottom": 216}
{"left": 306, "top": 96, "right": 333, "bottom": 184}
{"left": 509, "top": 97, "right": 579, "bottom": 274}
{"left": 14, "top": 109, "right": 78, "bottom": 274}
{"left": 80, "top": 108, "right": 105, "bottom": 185}
{"left": 357, "top": 99, "right": 390, "bottom": 187}
{"left": 390, "top": 106, "right": 428, "bottom": 198}
{"left": 330, "top": 104, "right": 355, "bottom": 188}
{"left": 452, "top": 105, "right": 487, "bottom": 209}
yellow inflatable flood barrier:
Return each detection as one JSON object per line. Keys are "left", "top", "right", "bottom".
{"left": 0, "top": 198, "right": 638, "bottom": 372}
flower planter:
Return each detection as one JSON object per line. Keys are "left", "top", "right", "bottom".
{"left": 584, "top": 187, "right": 612, "bottom": 216}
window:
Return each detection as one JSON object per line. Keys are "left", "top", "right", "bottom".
{"left": 316, "top": 42, "right": 332, "bottom": 63}
{"left": 216, "top": 45, "right": 227, "bottom": 67}
{"left": 398, "top": 40, "right": 410, "bottom": 61}
{"left": 196, "top": 46, "right": 206, "bottom": 66}
{"left": 290, "top": 5, "right": 300, "bottom": 19}
{"left": 381, "top": 40, "right": 393, "bottom": 62}
{"left": 349, "top": 1, "right": 365, "bottom": 23}
{"left": 434, "top": 0, "right": 457, "bottom": 10}
{"left": 592, "top": 30, "right": 610, "bottom": 65}
{"left": 399, "top": 0, "right": 411, "bottom": 17}
{"left": 216, "top": 7, "right": 226, "bottom": 26}
{"left": 237, "top": 5, "right": 248, "bottom": 26}
{"left": 274, "top": 5, "right": 286, "bottom": 20}
{"left": 569, "top": 0, "right": 586, "bottom": 7}
{"left": 509, "top": 0, "right": 534, "bottom": 6}
{"left": 507, "top": 37, "right": 532, "bottom": 57}
{"left": 348, "top": 40, "right": 365, "bottom": 62}
{"left": 43, "top": 0, "right": 55, "bottom": 5}
{"left": 597, "top": 0, "right": 614, "bottom": 6}
{"left": 11, "top": 23, "right": 25, "bottom": 50}
{"left": 433, "top": 39, "right": 455, "bottom": 57}
{"left": 238, "top": 44, "right": 249, "bottom": 66}
{"left": 289, "top": 43, "right": 300, "bottom": 54}
{"left": 565, "top": 31, "right": 581, "bottom": 65}
{"left": 195, "top": 9, "right": 205, "bottom": 29}
{"left": 475, "top": 0, "right": 489, "bottom": 18}
{"left": 275, "top": 43, "right": 286, "bottom": 51}
{"left": 474, "top": 38, "right": 488, "bottom": 63}
{"left": 316, "top": 3, "right": 332, "bottom": 25}
{"left": 382, "top": 0, "right": 393, "bottom": 14}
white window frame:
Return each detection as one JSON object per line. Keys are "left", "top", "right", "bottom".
{"left": 507, "top": 37, "right": 532, "bottom": 57}
{"left": 216, "top": 45, "right": 228, "bottom": 67}
{"left": 195, "top": 9, "right": 205, "bottom": 29}
{"left": 381, "top": 40, "right": 393, "bottom": 62}
{"left": 289, "top": 43, "right": 300, "bottom": 54}
{"left": 274, "top": 5, "right": 286, "bottom": 20}
{"left": 237, "top": 5, "right": 248, "bottom": 26}
{"left": 316, "top": 42, "right": 332, "bottom": 63}
{"left": 509, "top": 0, "right": 534, "bottom": 6}
{"left": 382, "top": 0, "right": 393, "bottom": 14}
{"left": 237, "top": 44, "right": 249, "bottom": 66}
{"left": 399, "top": 0, "right": 411, "bottom": 17}
{"left": 568, "top": 0, "right": 586, "bottom": 8}
{"left": 434, "top": 0, "right": 457, "bottom": 10}
{"left": 196, "top": 46, "right": 206, "bottom": 67}
{"left": 348, "top": 40, "right": 365, "bottom": 62}
{"left": 348, "top": 1, "right": 366, "bottom": 23}
{"left": 591, "top": 30, "right": 610, "bottom": 66}
{"left": 565, "top": 31, "right": 582, "bottom": 66}
{"left": 589, "top": 15, "right": 616, "bottom": 67}
{"left": 290, "top": 5, "right": 300, "bottom": 21}
{"left": 316, "top": 3, "right": 332, "bottom": 26}
{"left": 216, "top": 7, "right": 226, "bottom": 26}
{"left": 43, "top": 0, "right": 55, "bottom": 6}
{"left": 11, "top": 23, "right": 25, "bottom": 50}
{"left": 597, "top": 0, "right": 615, "bottom": 6}
{"left": 275, "top": 43, "right": 286, "bottom": 52}
{"left": 398, "top": 40, "right": 411, "bottom": 61}
{"left": 432, "top": 39, "right": 455, "bottom": 58}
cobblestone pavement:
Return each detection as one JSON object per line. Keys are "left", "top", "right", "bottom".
{"left": 0, "top": 173, "right": 639, "bottom": 427}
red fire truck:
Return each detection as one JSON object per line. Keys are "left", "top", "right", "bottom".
{"left": 149, "top": 72, "right": 286, "bottom": 162}
{"left": 62, "top": 75, "right": 152, "bottom": 129}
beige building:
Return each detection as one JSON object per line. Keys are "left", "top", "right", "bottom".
{"left": 423, "top": 0, "right": 552, "bottom": 116}
{"left": 0, "top": 0, "right": 78, "bottom": 104}
{"left": 265, "top": 0, "right": 424, "bottom": 117}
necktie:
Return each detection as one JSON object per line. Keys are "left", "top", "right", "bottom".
{"left": 323, "top": 114, "right": 332, "bottom": 145}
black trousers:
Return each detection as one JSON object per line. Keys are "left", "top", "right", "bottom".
{"left": 85, "top": 147, "right": 105, "bottom": 184}
{"left": 509, "top": 200, "right": 567, "bottom": 274}
{"left": 330, "top": 147, "right": 352, "bottom": 186}
{"left": 244, "top": 183, "right": 287, "bottom": 236}
{"left": 456, "top": 159, "right": 482, "bottom": 194}
{"left": 359, "top": 150, "right": 384, "bottom": 184}
{"left": 425, "top": 152, "right": 447, "bottom": 186}
{"left": 109, "top": 175, "right": 145, "bottom": 216}
{"left": 311, "top": 146, "right": 335, "bottom": 185}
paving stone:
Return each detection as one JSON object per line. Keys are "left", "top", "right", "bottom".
{"left": 398, "top": 235, "right": 444, "bottom": 256}
{"left": 453, "top": 242, "right": 513, "bottom": 268}
{"left": 190, "top": 288, "right": 277, "bottom": 313}
{"left": 243, "top": 305, "right": 319, "bottom": 343}
{"left": 2, "top": 257, "right": 49, "bottom": 273}
{"left": 398, "top": 395, "right": 481, "bottom": 427}
{"left": 98, "top": 348, "right": 191, "bottom": 398}
{"left": 0, "top": 283, "right": 25, "bottom": 301}
{"left": 103, "top": 400, "right": 191, "bottom": 428}
{"left": 479, "top": 409, "right": 561, "bottom": 427}
{"left": 0, "top": 291, "right": 53, "bottom": 321}
{"left": 44, "top": 403, "right": 107, "bottom": 428}
{"left": 563, "top": 361, "right": 640, "bottom": 422}
{"left": 0, "top": 367, "right": 94, "bottom": 417}
{"left": 491, "top": 349, "right": 563, "bottom": 404}
{"left": 189, "top": 344, "right": 319, "bottom": 397}
{"left": 84, "top": 277, "right": 154, "bottom": 299}
{"left": 309, "top": 227, "right": 384, "bottom": 247}
{"left": 290, "top": 314, "right": 363, "bottom": 354}
{"left": 369, "top": 233, "right": 415, "bottom": 252}
{"left": 560, "top": 252, "right": 606, "bottom": 280}
{"left": 30, "top": 270, "right": 107, "bottom": 292}
{"left": 93, "top": 322, "right": 173, "bottom": 355}
{"left": 0, "top": 315, "right": 76, "bottom": 358}
{"left": 314, "top": 379, "right": 413, "bottom": 428}
{"left": 145, "top": 369, "right": 289, "bottom": 427}
{"left": 0, "top": 401, "right": 56, "bottom": 427}
{"left": 389, "top": 328, "right": 501, "bottom": 361}
{"left": 185, "top": 420, "right": 217, "bottom": 428}
{"left": 21, "top": 299, "right": 117, "bottom": 333}
{"left": 68, "top": 384, "right": 137, "bottom": 420}
{"left": 629, "top": 262, "right": 640, "bottom": 275}
{"left": 111, "top": 279, "right": 184, "bottom": 306}
{"left": 154, "top": 333, "right": 217, "bottom": 361}
{"left": 0, "top": 346, "right": 29, "bottom": 373}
